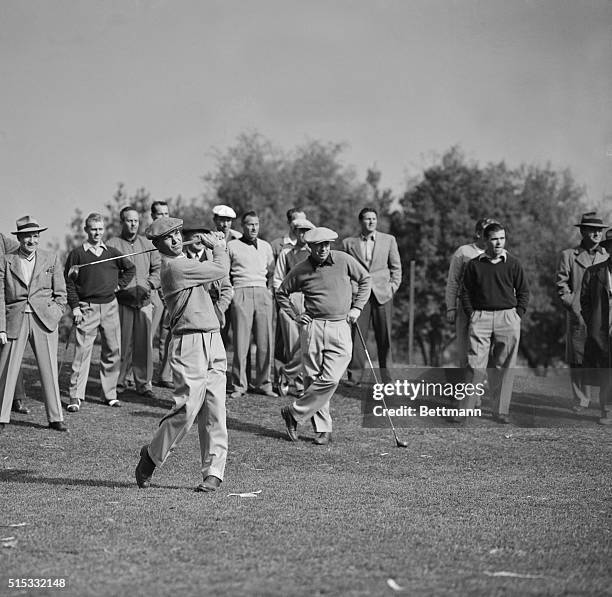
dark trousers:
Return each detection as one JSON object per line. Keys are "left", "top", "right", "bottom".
{"left": 348, "top": 294, "right": 392, "bottom": 379}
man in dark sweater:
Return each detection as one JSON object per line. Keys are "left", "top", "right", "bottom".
{"left": 64, "top": 213, "right": 135, "bottom": 411}
{"left": 462, "top": 222, "right": 529, "bottom": 423}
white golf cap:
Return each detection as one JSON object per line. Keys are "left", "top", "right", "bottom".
{"left": 304, "top": 227, "right": 338, "bottom": 244}
{"left": 212, "top": 205, "right": 237, "bottom": 219}
{"left": 292, "top": 218, "right": 315, "bottom": 230}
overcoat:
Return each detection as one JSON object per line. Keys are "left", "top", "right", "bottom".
{"left": 556, "top": 245, "right": 608, "bottom": 363}
{"left": 580, "top": 258, "right": 612, "bottom": 368}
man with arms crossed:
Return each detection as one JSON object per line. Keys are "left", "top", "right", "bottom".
{"left": 462, "top": 222, "right": 529, "bottom": 424}
{"left": 135, "top": 218, "right": 230, "bottom": 492}
{"left": 108, "top": 206, "right": 161, "bottom": 398}
{"left": 277, "top": 227, "right": 370, "bottom": 445}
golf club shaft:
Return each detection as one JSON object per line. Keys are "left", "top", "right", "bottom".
{"left": 74, "top": 238, "right": 201, "bottom": 270}
{"left": 354, "top": 322, "right": 406, "bottom": 445}
{"left": 58, "top": 322, "right": 76, "bottom": 378}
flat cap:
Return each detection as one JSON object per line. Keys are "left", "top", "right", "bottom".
{"left": 304, "top": 226, "right": 338, "bottom": 244}
{"left": 145, "top": 217, "right": 183, "bottom": 241}
{"left": 212, "top": 205, "right": 237, "bottom": 219}
{"left": 292, "top": 218, "right": 315, "bottom": 230}
{"left": 182, "top": 223, "right": 210, "bottom": 235}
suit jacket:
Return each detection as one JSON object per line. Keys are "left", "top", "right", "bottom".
{"left": 341, "top": 231, "right": 402, "bottom": 304}
{"left": 0, "top": 248, "right": 67, "bottom": 339}
{"left": 580, "top": 258, "right": 612, "bottom": 367}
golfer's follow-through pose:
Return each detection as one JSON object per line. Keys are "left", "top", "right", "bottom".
{"left": 135, "top": 217, "right": 230, "bottom": 492}
{"left": 276, "top": 227, "right": 371, "bottom": 445}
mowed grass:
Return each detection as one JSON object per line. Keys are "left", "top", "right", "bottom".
{"left": 1, "top": 347, "right": 611, "bottom": 596}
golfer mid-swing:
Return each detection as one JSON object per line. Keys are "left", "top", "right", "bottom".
{"left": 276, "top": 227, "right": 370, "bottom": 445}
{"left": 135, "top": 217, "right": 230, "bottom": 492}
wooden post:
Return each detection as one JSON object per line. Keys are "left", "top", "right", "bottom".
{"left": 408, "top": 260, "right": 415, "bottom": 365}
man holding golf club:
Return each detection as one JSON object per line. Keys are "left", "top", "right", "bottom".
{"left": 0, "top": 216, "right": 67, "bottom": 432}
{"left": 135, "top": 217, "right": 230, "bottom": 492}
{"left": 64, "top": 213, "right": 135, "bottom": 411}
{"left": 276, "top": 227, "right": 371, "bottom": 445}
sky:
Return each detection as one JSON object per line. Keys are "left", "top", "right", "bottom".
{"left": 1, "top": 0, "right": 611, "bottom": 245}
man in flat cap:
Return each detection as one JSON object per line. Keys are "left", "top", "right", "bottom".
{"left": 272, "top": 217, "right": 314, "bottom": 396}
{"left": 277, "top": 227, "right": 371, "bottom": 445}
{"left": 557, "top": 212, "right": 608, "bottom": 413}
{"left": 212, "top": 204, "right": 242, "bottom": 243}
{"left": 0, "top": 216, "right": 67, "bottom": 431}
{"left": 107, "top": 205, "right": 161, "bottom": 399}
{"left": 227, "top": 211, "right": 277, "bottom": 398}
{"left": 135, "top": 217, "right": 230, "bottom": 492}
{"left": 342, "top": 207, "right": 401, "bottom": 385}
{"left": 64, "top": 213, "right": 135, "bottom": 411}
{"left": 270, "top": 207, "right": 307, "bottom": 260}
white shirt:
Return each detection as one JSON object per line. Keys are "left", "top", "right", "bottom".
{"left": 18, "top": 250, "right": 36, "bottom": 286}
{"left": 83, "top": 241, "right": 107, "bottom": 258}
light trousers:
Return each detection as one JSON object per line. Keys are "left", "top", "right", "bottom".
{"left": 289, "top": 318, "right": 352, "bottom": 432}
{"left": 148, "top": 331, "right": 228, "bottom": 481}
{"left": 0, "top": 313, "right": 63, "bottom": 424}
{"left": 69, "top": 300, "right": 121, "bottom": 402}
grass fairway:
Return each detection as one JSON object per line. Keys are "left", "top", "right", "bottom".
{"left": 1, "top": 350, "right": 611, "bottom": 596}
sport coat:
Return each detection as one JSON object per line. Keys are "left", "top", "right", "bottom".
{"left": 0, "top": 248, "right": 67, "bottom": 338}
{"left": 341, "top": 231, "right": 402, "bottom": 304}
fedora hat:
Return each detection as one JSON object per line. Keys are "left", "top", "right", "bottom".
{"left": 11, "top": 215, "right": 48, "bottom": 235}
{"left": 575, "top": 212, "right": 607, "bottom": 228}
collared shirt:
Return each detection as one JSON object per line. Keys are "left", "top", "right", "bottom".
{"left": 360, "top": 232, "right": 376, "bottom": 265}
{"left": 239, "top": 236, "right": 258, "bottom": 249}
{"left": 83, "top": 241, "right": 107, "bottom": 258}
{"left": 18, "top": 250, "right": 36, "bottom": 287}
{"left": 187, "top": 248, "right": 205, "bottom": 261}
{"left": 478, "top": 250, "right": 508, "bottom": 265}
{"left": 308, "top": 254, "right": 334, "bottom": 269}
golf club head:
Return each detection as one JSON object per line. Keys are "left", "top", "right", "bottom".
{"left": 67, "top": 265, "right": 80, "bottom": 280}
{"left": 396, "top": 439, "right": 409, "bottom": 448}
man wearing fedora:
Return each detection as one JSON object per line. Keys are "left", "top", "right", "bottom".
{"left": 0, "top": 216, "right": 67, "bottom": 432}
{"left": 579, "top": 227, "right": 612, "bottom": 425}
{"left": 107, "top": 205, "right": 161, "bottom": 399}
{"left": 135, "top": 217, "right": 230, "bottom": 492}
{"left": 557, "top": 212, "right": 608, "bottom": 413}
{"left": 341, "top": 207, "right": 401, "bottom": 385}
{"left": 277, "top": 227, "right": 371, "bottom": 445}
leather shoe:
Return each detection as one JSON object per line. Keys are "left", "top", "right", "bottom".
{"left": 229, "top": 390, "right": 246, "bottom": 399}
{"left": 12, "top": 399, "right": 30, "bottom": 414}
{"left": 493, "top": 414, "right": 510, "bottom": 424}
{"left": 281, "top": 406, "right": 298, "bottom": 442}
{"left": 49, "top": 421, "right": 68, "bottom": 432}
{"left": 254, "top": 387, "right": 279, "bottom": 398}
{"left": 598, "top": 415, "right": 612, "bottom": 426}
{"left": 195, "top": 475, "right": 222, "bottom": 492}
{"left": 135, "top": 445, "right": 156, "bottom": 488}
{"left": 154, "top": 379, "right": 175, "bottom": 389}
{"left": 313, "top": 431, "right": 332, "bottom": 445}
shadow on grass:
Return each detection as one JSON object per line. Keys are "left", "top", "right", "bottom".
{"left": 0, "top": 468, "right": 185, "bottom": 490}
{"left": 7, "top": 419, "right": 51, "bottom": 430}
{"left": 227, "top": 416, "right": 287, "bottom": 440}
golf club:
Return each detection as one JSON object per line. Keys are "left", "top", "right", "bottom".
{"left": 66, "top": 236, "right": 207, "bottom": 280}
{"left": 58, "top": 322, "right": 76, "bottom": 378}
{"left": 354, "top": 322, "right": 408, "bottom": 448}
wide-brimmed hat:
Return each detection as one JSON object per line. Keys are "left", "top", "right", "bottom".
{"left": 304, "top": 227, "right": 338, "bottom": 244}
{"left": 575, "top": 212, "right": 607, "bottom": 228}
{"left": 145, "top": 217, "right": 183, "bottom": 241}
{"left": 212, "top": 205, "right": 237, "bottom": 219}
{"left": 11, "top": 215, "right": 48, "bottom": 235}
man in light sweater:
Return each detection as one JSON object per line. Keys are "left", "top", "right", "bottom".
{"left": 64, "top": 213, "right": 135, "bottom": 411}
{"left": 107, "top": 206, "right": 161, "bottom": 398}
{"left": 227, "top": 211, "right": 277, "bottom": 398}
{"left": 462, "top": 222, "right": 529, "bottom": 424}
{"left": 135, "top": 217, "right": 229, "bottom": 492}
{"left": 277, "top": 227, "right": 371, "bottom": 445}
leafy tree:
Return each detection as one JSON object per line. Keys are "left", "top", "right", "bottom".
{"left": 392, "top": 147, "right": 590, "bottom": 368}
